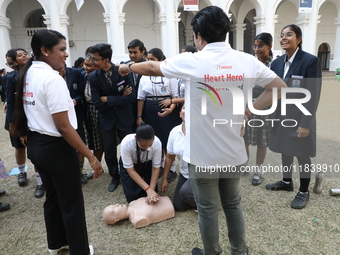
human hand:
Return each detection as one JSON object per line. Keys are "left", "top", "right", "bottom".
{"left": 297, "top": 127, "right": 310, "bottom": 138}
{"left": 88, "top": 157, "right": 103, "bottom": 179}
{"left": 161, "top": 179, "right": 169, "bottom": 194}
{"left": 122, "top": 86, "right": 132, "bottom": 96}
{"left": 240, "top": 116, "right": 247, "bottom": 137}
{"left": 72, "top": 99, "right": 77, "bottom": 106}
{"left": 100, "top": 96, "right": 107, "bottom": 103}
{"left": 146, "top": 188, "right": 161, "bottom": 204}
{"left": 159, "top": 99, "right": 171, "bottom": 108}
{"left": 136, "top": 117, "right": 143, "bottom": 126}
{"left": 20, "top": 136, "right": 27, "bottom": 147}
{"left": 118, "top": 64, "right": 130, "bottom": 76}
{"left": 3, "top": 102, "right": 7, "bottom": 113}
{"left": 158, "top": 107, "right": 173, "bottom": 117}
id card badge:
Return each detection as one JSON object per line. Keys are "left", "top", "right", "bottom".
{"left": 161, "top": 86, "right": 166, "bottom": 93}
{"left": 117, "top": 80, "right": 125, "bottom": 92}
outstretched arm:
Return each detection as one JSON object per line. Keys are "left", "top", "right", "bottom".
{"left": 119, "top": 61, "right": 163, "bottom": 77}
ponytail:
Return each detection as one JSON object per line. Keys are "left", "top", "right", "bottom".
{"left": 12, "top": 57, "right": 34, "bottom": 137}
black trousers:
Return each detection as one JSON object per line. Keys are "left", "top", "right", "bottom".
{"left": 100, "top": 121, "right": 133, "bottom": 180}
{"left": 173, "top": 173, "right": 196, "bottom": 211}
{"left": 27, "top": 131, "right": 89, "bottom": 255}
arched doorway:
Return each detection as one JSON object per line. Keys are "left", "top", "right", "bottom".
{"left": 318, "top": 43, "right": 330, "bottom": 70}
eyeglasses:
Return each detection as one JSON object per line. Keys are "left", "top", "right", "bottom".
{"left": 279, "top": 32, "right": 296, "bottom": 39}
{"left": 252, "top": 45, "right": 266, "bottom": 49}
{"left": 90, "top": 57, "right": 104, "bottom": 62}
{"left": 6, "top": 62, "right": 15, "bottom": 67}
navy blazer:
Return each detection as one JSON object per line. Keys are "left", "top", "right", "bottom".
{"left": 124, "top": 59, "right": 146, "bottom": 91}
{"left": 65, "top": 67, "right": 86, "bottom": 122}
{"left": 270, "top": 48, "right": 322, "bottom": 157}
{"left": 4, "top": 71, "right": 19, "bottom": 130}
{"left": 88, "top": 63, "right": 135, "bottom": 130}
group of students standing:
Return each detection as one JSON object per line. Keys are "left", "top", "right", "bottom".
{"left": 0, "top": 29, "right": 197, "bottom": 253}
{"left": 0, "top": 5, "right": 322, "bottom": 255}
{"left": 245, "top": 24, "right": 322, "bottom": 210}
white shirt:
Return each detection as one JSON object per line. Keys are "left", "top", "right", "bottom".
{"left": 160, "top": 42, "right": 277, "bottom": 167}
{"left": 137, "top": 75, "right": 179, "bottom": 99}
{"left": 283, "top": 47, "right": 299, "bottom": 78}
{"left": 24, "top": 61, "right": 77, "bottom": 137}
{"left": 166, "top": 124, "right": 188, "bottom": 179}
{"left": 120, "top": 134, "right": 162, "bottom": 169}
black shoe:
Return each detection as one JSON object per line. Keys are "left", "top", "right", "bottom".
{"left": 108, "top": 179, "right": 119, "bottom": 192}
{"left": 0, "top": 203, "right": 10, "bottom": 212}
{"left": 167, "top": 171, "right": 177, "bottom": 183}
{"left": 291, "top": 191, "right": 310, "bottom": 209}
{"left": 252, "top": 174, "right": 262, "bottom": 186}
{"left": 265, "top": 180, "right": 293, "bottom": 191}
{"left": 191, "top": 247, "right": 204, "bottom": 255}
{"left": 80, "top": 173, "right": 88, "bottom": 185}
{"left": 0, "top": 190, "right": 5, "bottom": 196}
{"left": 34, "top": 185, "right": 44, "bottom": 198}
{"left": 18, "top": 172, "right": 28, "bottom": 186}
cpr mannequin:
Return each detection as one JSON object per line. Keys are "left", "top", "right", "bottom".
{"left": 103, "top": 196, "right": 175, "bottom": 228}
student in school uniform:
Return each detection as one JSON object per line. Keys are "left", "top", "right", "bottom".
{"left": 162, "top": 105, "right": 196, "bottom": 211}
{"left": 88, "top": 43, "right": 135, "bottom": 192}
{"left": 266, "top": 24, "right": 322, "bottom": 209}
{"left": 137, "top": 48, "right": 181, "bottom": 183}
{"left": 119, "top": 123, "right": 162, "bottom": 204}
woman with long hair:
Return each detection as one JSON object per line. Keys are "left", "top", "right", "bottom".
{"left": 5, "top": 48, "right": 45, "bottom": 197}
{"left": 13, "top": 29, "right": 102, "bottom": 255}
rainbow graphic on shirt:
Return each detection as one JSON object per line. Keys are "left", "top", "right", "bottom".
{"left": 196, "top": 82, "right": 223, "bottom": 106}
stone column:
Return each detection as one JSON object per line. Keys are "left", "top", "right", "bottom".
{"left": 254, "top": 15, "right": 266, "bottom": 35}
{"left": 0, "top": 16, "right": 11, "bottom": 70}
{"left": 108, "top": 0, "right": 125, "bottom": 57}
{"left": 103, "top": 13, "right": 111, "bottom": 45}
{"left": 329, "top": 17, "right": 340, "bottom": 71}
{"left": 59, "top": 15, "right": 72, "bottom": 67}
{"left": 234, "top": 23, "right": 246, "bottom": 51}
{"left": 158, "top": 13, "right": 167, "bottom": 55}
{"left": 296, "top": 6, "right": 320, "bottom": 55}
{"left": 162, "top": 0, "right": 179, "bottom": 58}
{"left": 48, "top": 0, "right": 61, "bottom": 32}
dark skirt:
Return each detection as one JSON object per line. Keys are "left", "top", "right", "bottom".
{"left": 269, "top": 118, "right": 316, "bottom": 157}
{"left": 142, "top": 100, "right": 181, "bottom": 150}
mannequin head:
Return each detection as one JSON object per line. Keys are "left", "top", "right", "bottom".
{"left": 102, "top": 204, "right": 129, "bottom": 224}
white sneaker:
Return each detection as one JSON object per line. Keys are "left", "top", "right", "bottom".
{"left": 89, "top": 244, "right": 94, "bottom": 255}
{"left": 48, "top": 245, "right": 69, "bottom": 254}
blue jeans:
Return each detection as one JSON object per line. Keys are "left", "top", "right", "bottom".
{"left": 189, "top": 164, "right": 247, "bottom": 255}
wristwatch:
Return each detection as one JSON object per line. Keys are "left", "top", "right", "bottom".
{"left": 127, "top": 61, "right": 135, "bottom": 72}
